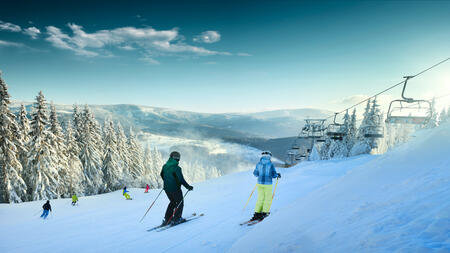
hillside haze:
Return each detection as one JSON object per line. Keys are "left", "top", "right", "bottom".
{"left": 11, "top": 102, "right": 331, "bottom": 140}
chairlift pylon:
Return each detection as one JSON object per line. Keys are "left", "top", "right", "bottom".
{"left": 385, "top": 76, "right": 432, "bottom": 125}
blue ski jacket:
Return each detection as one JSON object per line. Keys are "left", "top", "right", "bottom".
{"left": 253, "top": 156, "right": 278, "bottom": 185}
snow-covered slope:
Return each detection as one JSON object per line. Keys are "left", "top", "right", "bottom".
{"left": 1, "top": 124, "right": 448, "bottom": 253}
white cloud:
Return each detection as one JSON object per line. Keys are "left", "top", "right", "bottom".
{"left": 338, "top": 94, "right": 370, "bottom": 105}
{"left": 193, "top": 31, "right": 221, "bottom": 43}
{"left": 0, "top": 40, "right": 24, "bottom": 47}
{"left": 139, "top": 56, "right": 160, "bottom": 65}
{"left": 0, "top": 21, "right": 21, "bottom": 32}
{"left": 44, "top": 23, "right": 229, "bottom": 59}
{"left": 237, "top": 52, "right": 251, "bottom": 56}
{"left": 23, "top": 27, "right": 41, "bottom": 39}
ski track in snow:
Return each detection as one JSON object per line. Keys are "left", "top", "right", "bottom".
{"left": 1, "top": 124, "right": 449, "bottom": 253}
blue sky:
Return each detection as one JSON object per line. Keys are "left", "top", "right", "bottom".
{"left": 0, "top": 0, "right": 449, "bottom": 113}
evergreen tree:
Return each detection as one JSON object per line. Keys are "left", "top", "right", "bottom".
{"left": 79, "top": 105, "right": 104, "bottom": 194}
{"left": 26, "top": 91, "right": 59, "bottom": 201}
{"left": 440, "top": 107, "right": 448, "bottom": 124}
{"left": 49, "top": 103, "right": 70, "bottom": 197}
{"left": 65, "top": 121, "right": 84, "bottom": 195}
{"left": 0, "top": 74, "right": 27, "bottom": 203}
{"left": 319, "top": 137, "right": 332, "bottom": 160}
{"left": 127, "top": 127, "right": 145, "bottom": 186}
{"left": 425, "top": 98, "right": 438, "bottom": 128}
{"left": 102, "top": 119, "right": 122, "bottom": 191}
{"left": 143, "top": 144, "right": 157, "bottom": 188}
{"left": 72, "top": 105, "right": 83, "bottom": 148}
{"left": 350, "top": 100, "right": 372, "bottom": 156}
{"left": 17, "top": 104, "right": 30, "bottom": 178}
{"left": 151, "top": 146, "right": 164, "bottom": 188}
{"left": 347, "top": 109, "right": 358, "bottom": 151}
{"left": 116, "top": 122, "right": 130, "bottom": 184}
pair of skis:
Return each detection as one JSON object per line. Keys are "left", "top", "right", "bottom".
{"left": 240, "top": 214, "right": 269, "bottom": 226}
{"left": 147, "top": 213, "right": 204, "bottom": 232}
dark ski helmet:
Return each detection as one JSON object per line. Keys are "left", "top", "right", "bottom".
{"left": 170, "top": 151, "right": 181, "bottom": 161}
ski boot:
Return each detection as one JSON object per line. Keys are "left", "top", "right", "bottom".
{"left": 259, "top": 212, "right": 270, "bottom": 221}
{"left": 250, "top": 212, "right": 262, "bottom": 221}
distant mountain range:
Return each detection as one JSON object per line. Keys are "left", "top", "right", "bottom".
{"left": 11, "top": 101, "right": 331, "bottom": 160}
{"left": 12, "top": 101, "right": 331, "bottom": 139}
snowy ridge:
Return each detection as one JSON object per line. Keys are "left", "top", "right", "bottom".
{"left": 0, "top": 123, "right": 448, "bottom": 252}
{"left": 10, "top": 101, "right": 331, "bottom": 139}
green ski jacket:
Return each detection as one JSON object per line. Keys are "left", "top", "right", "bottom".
{"left": 160, "top": 157, "right": 191, "bottom": 192}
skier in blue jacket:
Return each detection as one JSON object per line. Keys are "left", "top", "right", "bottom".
{"left": 251, "top": 151, "right": 280, "bottom": 221}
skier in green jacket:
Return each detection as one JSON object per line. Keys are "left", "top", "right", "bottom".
{"left": 160, "top": 151, "right": 193, "bottom": 225}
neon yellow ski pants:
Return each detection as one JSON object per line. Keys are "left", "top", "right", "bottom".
{"left": 124, "top": 193, "right": 131, "bottom": 199}
{"left": 255, "top": 184, "right": 273, "bottom": 213}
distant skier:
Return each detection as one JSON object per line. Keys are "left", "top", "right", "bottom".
{"left": 123, "top": 187, "right": 132, "bottom": 200}
{"left": 250, "top": 151, "right": 280, "bottom": 221}
{"left": 144, "top": 184, "right": 150, "bottom": 193}
{"left": 71, "top": 194, "right": 78, "bottom": 206}
{"left": 160, "top": 151, "right": 193, "bottom": 225}
{"left": 40, "top": 200, "right": 52, "bottom": 219}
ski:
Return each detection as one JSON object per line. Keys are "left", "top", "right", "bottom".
{"left": 147, "top": 213, "right": 200, "bottom": 232}
{"left": 155, "top": 213, "right": 204, "bottom": 232}
{"left": 247, "top": 219, "right": 264, "bottom": 226}
{"left": 239, "top": 220, "right": 256, "bottom": 226}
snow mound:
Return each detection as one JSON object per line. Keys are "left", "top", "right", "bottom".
{"left": 0, "top": 124, "right": 449, "bottom": 253}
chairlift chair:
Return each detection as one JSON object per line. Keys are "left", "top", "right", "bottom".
{"left": 385, "top": 76, "right": 432, "bottom": 125}
{"left": 326, "top": 113, "right": 347, "bottom": 140}
{"left": 363, "top": 114, "right": 384, "bottom": 138}
{"left": 363, "top": 126, "right": 384, "bottom": 138}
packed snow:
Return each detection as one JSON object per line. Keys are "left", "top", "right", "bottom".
{"left": 1, "top": 123, "right": 449, "bottom": 253}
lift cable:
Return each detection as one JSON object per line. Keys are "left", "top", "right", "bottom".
{"left": 325, "top": 57, "right": 450, "bottom": 120}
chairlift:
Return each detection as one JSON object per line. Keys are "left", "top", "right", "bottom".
{"left": 326, "top": 113, "right": 346, "bottom": 140}
{"left": 363, "top": 115, "right": 384, "bottom": 138}
{"left": 385, "top": 76, "right": 432, "bottom": 125}
{"left": 291, "top": 145, "right": 300, "bottom": 150}
{"left": 363, "top": 126, "right": 384, "bottom": 138}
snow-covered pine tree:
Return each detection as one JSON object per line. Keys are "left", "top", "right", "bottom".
{"left": 26, "top": 91, "right": 60, "bottom": 201}
{"left": 65, "top": 121, "right": 84, "bottom": 196}
{"left": 49, "top": 103, "right": 70, "bottom": 197}
{"left": 347, "top": 109, "right": 358, "bottom": 151}
{"left": 425, "top": 98, "right": 438, "bottom": 128}
{"left": 102, "top": 119, "right": 122, "bottom": 191}
{"left": 151, "top": 146, "right": 164, "bottom": 188}
{"left": 72, "top": 105, "right": 83, "bottom": 147}
{"left": 439, "top": 107, "right": 447, "bottom": 125}
{"left": 308, "top": 143, "right": 321, "bottom": 161}
{"left": 143, "top": 144, "right": 158, "bottom": 188}
{"left": 319, "top": 137, "right": 332, "bottom": 160}
{"left": 366, "top": 97, "right": 383, "bottom": 150}
{"left": 79, "top": 105, "right": 104, "bottom": 195}
{"left": 0, "top": 74, "right": 27, "bottom": 203}
{"left": 115, "top": 122, "right": 130, "bottom": 184}
{"left": 17, "top": 104, "right": 31, "bottom": 179}
{"left": 127, "top": 127, "right": 145, "bottom": 187}
{"left": 350, "top": 99, "right": 372, "bottom": 156}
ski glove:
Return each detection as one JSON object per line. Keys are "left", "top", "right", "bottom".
{"left": 277, "top": 173, "right": 281, "bottom": 179}
{"left": 187, "top": 185, "right": 194, "bottom": 191}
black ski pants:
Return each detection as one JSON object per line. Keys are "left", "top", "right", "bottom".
{"left": 164, "top": 189, "right": 184, "bottom": 221}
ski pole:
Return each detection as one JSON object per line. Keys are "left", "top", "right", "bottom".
{"left": 166, "top": 190, "right": 190, "bottom": 224}
{"left": 272, "top": 177, "right": 279, "bottom": 200}
{"left": 139, "top": 189, "right": 163, "bottom": 223}
{"left": 268, "top": 177, "right": 279, "bottom": 212}
{"left": 243, "top": 184, "right": 257, "bottom": 211}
